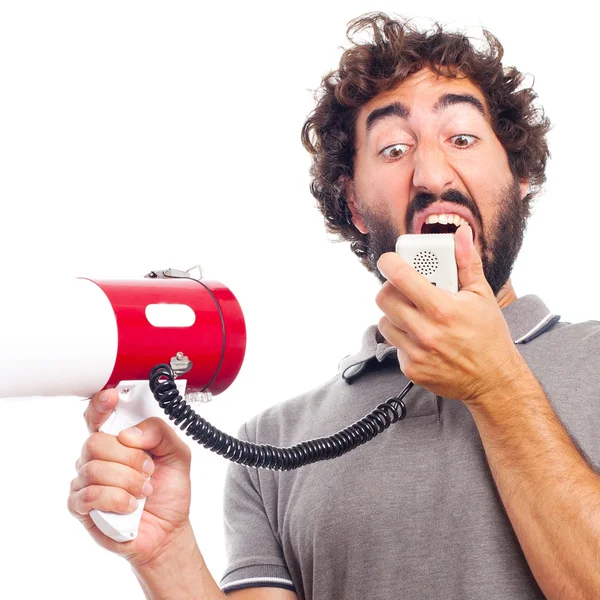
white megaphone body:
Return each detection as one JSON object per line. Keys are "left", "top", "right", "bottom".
{"left": 0, "top": 266, "right": 246, "bottom": 543}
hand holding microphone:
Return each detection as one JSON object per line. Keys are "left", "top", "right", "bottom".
{"left": 377, "top": 225, "right": 529, "bottom": 406}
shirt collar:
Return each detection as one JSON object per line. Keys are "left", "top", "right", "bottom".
{"left": 338, "top": 294, "right": 560, "bottom": 383}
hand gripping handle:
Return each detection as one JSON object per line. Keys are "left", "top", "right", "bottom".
{"left": 90, "top": 379, "right": 186, "bottom": 542}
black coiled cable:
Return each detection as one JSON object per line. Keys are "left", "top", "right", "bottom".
{"left": 149, "top": 364, "right": 413, "bottom": 471}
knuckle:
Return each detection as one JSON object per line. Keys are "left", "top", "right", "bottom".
{"left": 81, "top": 460, "right": 102, "bottom": 485}
{"left": 429, "top": 303, "right": 452, "bottom": 325}
{"left": 83, "top": 432, "right": 103, "bottom": 458}
{"left": 412, "top": 347, "right": 428, "bottom": 367}
{"left": 144, "top": 416, "right": 170, "bottom": 437}
{"left": 416, "top": 331, "right": 432, "bottom": 349}
{"left": 142, "top": 416, "right": 162, "bottom": 434}
{"left": 375, "top": 284, "right": 391, "bottom": 309}
{"left": 67, "top": 494, "right": 78, "bottom": 516}
{"left": 79, "top": 485, "right": 134, "bottom": 514}
{"left": 82, "top": 485, "right": 100, "bottom": 506}
{"left": 416, "top": 328, "right": 438, "bottom": 350}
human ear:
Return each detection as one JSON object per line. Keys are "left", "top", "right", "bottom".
{"left": 343, "top": 178, "right": 369, "bottom": 234}
{"left": 519, "top": 178, "right": 530, "bottom": 200}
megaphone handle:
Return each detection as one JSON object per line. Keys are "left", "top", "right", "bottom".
{"left": 89, "top": 380, "right": 179, "bottom": 543}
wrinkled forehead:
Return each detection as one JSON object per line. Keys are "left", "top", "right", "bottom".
{"left": 356, "top": 67, "right": 490, "bottom": 132}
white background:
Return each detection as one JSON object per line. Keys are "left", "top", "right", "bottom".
{"left": 0, "top": 1, "right": 597, "bottom": 598}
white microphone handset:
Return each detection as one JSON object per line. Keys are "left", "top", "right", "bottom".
{"left": 395, "top": 233, "right": 458, "bottom": 293}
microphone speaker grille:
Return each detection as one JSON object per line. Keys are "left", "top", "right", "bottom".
{"left": 413, "top": 250, "right": 439, "bottom": 276}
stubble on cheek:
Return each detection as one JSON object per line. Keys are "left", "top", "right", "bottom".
{"left": 354, "top": 197, "right": 401, "bottom": 281}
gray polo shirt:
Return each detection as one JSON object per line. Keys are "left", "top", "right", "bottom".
{"left": 220, "top": 295, "right": 600, "bottom": 599}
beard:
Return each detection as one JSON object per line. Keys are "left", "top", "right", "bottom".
{"left": 355, "top": 177, "right": 530, "bottom": 297}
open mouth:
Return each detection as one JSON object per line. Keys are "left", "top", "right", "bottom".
{"left": 421, "top": 222, "right": 460, "bottom": 234}
{"left": 416, "top": 212, "right": 475, "bottom": 243}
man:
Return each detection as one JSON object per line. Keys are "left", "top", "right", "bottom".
{"left": 68, "top": 12, "right": 600, "bottom": 600}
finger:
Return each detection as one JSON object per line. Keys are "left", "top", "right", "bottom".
{"left": 64, "top": 502, "right": 128, "bottom": 554}
{"left": 68, "top": 485, "right": 140, "bottom": 518}
{"left": 376, "top": 280, "right": 428, "bottom": 337}
{"left": 378, "top": 313, "right": 429, "bottom": 349}
{"left": 377, "top": 319, "right": 423, "bottom": 380}
{"left": 71, "top": 459, "right": 154, "bottom": 499}
{"left": 118, "top": 417, "right": 191, "bottom": 470}
{"left": 377, "top": 252, "right": 446, "bottom": 314}
{"left": 455, "top": 224, "right": 487, "bottom": 293}
{"left": 84, "top": 389, "right": 118, "bottom": 433}
{"left": 80, "top": 432, "right": 154, "bottom": 476}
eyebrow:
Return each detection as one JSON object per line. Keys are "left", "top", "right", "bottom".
{"left": 365, "top": 93, "right": 487, "bottom": 134}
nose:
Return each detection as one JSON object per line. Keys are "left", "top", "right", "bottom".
{"left": 412, "top": 142, "right": 457, "bottom": 195}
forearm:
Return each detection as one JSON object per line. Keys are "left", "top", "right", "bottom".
{"left": 469, "top": 372, "right": 600, "bottom": 599}
{"left": 132, "top": 525, "right": 226, "bottom": 600}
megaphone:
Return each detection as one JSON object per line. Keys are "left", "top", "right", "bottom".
{"left": 0, "top": 266, "right": 246, "bottom": 543}
{"left": 1, "top": 264, "right": 414, "bottom": 545}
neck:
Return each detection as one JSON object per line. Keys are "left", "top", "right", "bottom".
{"left": 496, "top": 278, "right": 517, "bottom": 310}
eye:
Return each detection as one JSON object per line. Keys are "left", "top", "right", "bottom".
{"left": 450, "top": 134, "right": 478, "bottom": 148}
{"left": 380, "top": 143, "right": 410, "bottom": 159}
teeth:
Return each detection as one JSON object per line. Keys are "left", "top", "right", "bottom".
{"left": 424, "top": 213, "right": 469, "bottom": 227}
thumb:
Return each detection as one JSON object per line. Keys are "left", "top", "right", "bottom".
{"left": 455, "top": 224, "right": 486, "bottom": 292}
{"left": 84, "top": 388, "right": 119, "bottom": 433}
{"left": 118, "top": 417, "right": 191, "bottom": 470}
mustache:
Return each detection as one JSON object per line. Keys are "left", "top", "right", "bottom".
{"left": 405, "top": 190, "right": 482, "bottom": 231}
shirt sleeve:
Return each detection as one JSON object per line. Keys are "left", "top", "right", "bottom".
{"left": 219, "top": 421, "right": 296, "bottom": 595}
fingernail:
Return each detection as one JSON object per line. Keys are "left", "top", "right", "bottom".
{"left": 142, "top": 482, "right": 153, "bottom": 497}
{"left": 129, "top": 497, "right": 139, "bottom": 511}
{"left": 142, "top": 459, "right": 154, "bottom": 476}
{"left": 97, "top": 390, "right": 113, "bottom": 413}
{"left": 125, "top": 426, "right": 143, "bottom": 438}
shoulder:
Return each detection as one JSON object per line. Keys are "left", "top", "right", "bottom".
{"left": 530, "top": 318, "right": 600, "bottom": 376}
{"left": 239, "top": 374, "right": 340, "bottom": 445}
{"left": 545, "top": 318, "right": 600, "bottom": 347}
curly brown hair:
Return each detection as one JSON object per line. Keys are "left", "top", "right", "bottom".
{"left": 301, "top": 12, "right": 551, "bottom": 269}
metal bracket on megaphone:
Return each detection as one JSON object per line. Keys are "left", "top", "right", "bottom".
{"left": 144, "top": 265, "right": 203, "bottom": 282}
